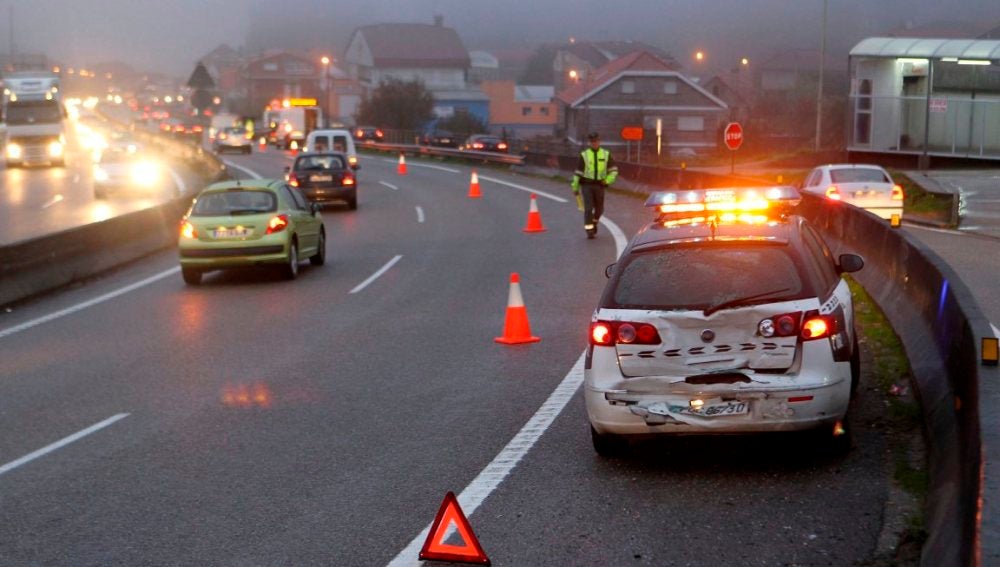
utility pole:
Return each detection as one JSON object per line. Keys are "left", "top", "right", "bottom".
{"left": 9, "top": 5, "right": 15, "bottom": 56}
{"left": 814, "top": 0, "right": 827, "bottom": 151}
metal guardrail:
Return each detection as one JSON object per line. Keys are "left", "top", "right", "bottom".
{"left": 357, "top": 140, "right": 526, "bottom": 166}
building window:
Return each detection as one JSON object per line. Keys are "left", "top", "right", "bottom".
{"left": 664, "top": 81, "right": 678, "bottom": 94}
{"left": 540, "top": 106, "right": 550, "bottom": 116}
{"left": 621, "top": 80, "right": 635, "bottom": 94}
{"left": 263, "top": 62, "right": 279, "bottom": 72}
{"left": 522, "top": 106, "right": 533, "bottom": 116}
{"left": 678, "top": 116, "right": 705, "bottom": 131}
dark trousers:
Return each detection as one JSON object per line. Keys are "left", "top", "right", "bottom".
{"left": 581, "top": 182, "right": 605, "bottom": 229}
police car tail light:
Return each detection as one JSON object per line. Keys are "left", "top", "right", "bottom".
{"left": 825, "top": 186, "right": 842, "bottom": 200}
{"left": 801, "top": 316, "right": 835, "bottom": 340}
{"left": 757, "top": 312, "right": 802, "bottom": 338}
{"left": 591, "top": 321, "right": 661, "bottom": 346}
{"left": 891, "top": 184, "right": 905, "bottom": 200}
{"left": 288, "top": 173, "right": 300, "bottom": 188}
{"left": 265, "top": 214, "right": 289, "bottom": 235}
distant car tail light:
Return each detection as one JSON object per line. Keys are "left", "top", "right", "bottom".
{"left": 891, "top": 184, "right": 904, "bottom": 200}
{"left": 193, "top": 125, "right": 203, "bottom": 133}
{"left": 288, "top": 173, "right": 300, "bottom": 187}
{"left": 498, "top": 142, "right": 508, "bottom": 150}
{"left": 376, "top": 129, "right": 384, "bottom": 138}
{"left": 356, "top": 129, "right": 364, "bottom": 137}
{"left": 801, "top": 316, "right": 834, "bottom": 340}
{"left": 825, "top": 186, "right": 842, "bottom": 200}
{"left": 757, "top": 312, "right": 803, "bottom": 338}
{"left": 590, "top": 321, "right": 662, "bottom": 346}
{"left": 348, "top": 155, "right": 358, "bottom": 167}
{"left": 266, "top": 214, "right": 289, "bottom": 234}
{"left": 343, "top": 174, "right": 355, "bottom": 186}
{"left": 219, "top": 133, "right": 228, "bottom": 140}
{"left": 473, "top": 143, "right": 484, "bottom": 149}
{"left": 180, "top": 220, "right": 197, "bottom": 239}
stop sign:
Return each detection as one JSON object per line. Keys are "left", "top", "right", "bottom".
{"left": 724, "top": 122, "right": 744, "bottom": 151}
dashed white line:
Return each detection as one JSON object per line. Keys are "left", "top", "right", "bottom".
{"left": 0, "top": 267, "right": 180, "bottom": 340}
{"left": 387, "top": 214, "right": 626, "bottom": 567}
{"left": 992, "top": 323, "right": 1000, "bottom": 338}
{"left": 415, "top": 206, "right": 425, "bottom": 223}
{"left": 379, "top": 181, "right": 398, "bottom": 191}
{"left": 903, "top": 224, "right": 963, "bottom": 236}
{"left": 222, "top": 161, "right": 262, "bottom": 179}
{"left": 350, "top": 255, "right": 402, "bottom": 294}
{"left": 0, "top": 413, "right": 130, "bottom": 478}
{"left": 41, "top": 194, "right": 64, "bottom": 209}
{"left": 476, "top": 175, "right": 568, "bottom": 203}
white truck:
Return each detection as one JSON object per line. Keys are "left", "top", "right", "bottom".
{"left": 263, "top": 105, "right": 322, "bottom": 149}
{"left": 2, "top": 72, "right": 66, "bottom": 167}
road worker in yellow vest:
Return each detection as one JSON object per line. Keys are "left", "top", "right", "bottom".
{"left": 571, "top": 132, "right": 618, "bottom": 239}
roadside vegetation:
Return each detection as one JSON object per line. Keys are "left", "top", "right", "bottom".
{"left": 889, "top": 170, "right": 954, "bottom": 225}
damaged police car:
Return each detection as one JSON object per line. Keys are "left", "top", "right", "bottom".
{"left": 585, "top": 187, "right": 864, "bottom": 456}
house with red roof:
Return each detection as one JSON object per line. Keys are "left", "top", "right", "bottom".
{"left": 555, "top": 50, "right": 728, "bottom": 156}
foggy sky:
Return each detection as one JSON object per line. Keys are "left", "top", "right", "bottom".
{"left": 5, "top": 0, "right": 1000, "bottom": 77}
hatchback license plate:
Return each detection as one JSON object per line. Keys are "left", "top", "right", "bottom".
{"left": 310, "top": 175, "right": 333, "bottom": 182}
{"left": 648, "top": 400, "right": 749, "bottom": 418}
{"left": 213, "top": 228, "right": 252, "bottom": 239}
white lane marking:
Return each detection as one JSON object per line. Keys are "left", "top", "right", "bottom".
{"left": 600, "top": 216, "right": 627, "bottom": 259}
{"left": 415, "top": 206, "right": 425, "bottom": 223}
{"left": 350, "top": 255, "right": 402, "bottom": 294}
{"left": 379, "top": 181, "right": 398, "bottom": 191}
{"left": 41, "top": 194, "right": 64, "bottom": 209}
{"left": 222, "top": 161, "right": 262, "bottom": 179}
{"left": 0, "top": 267, "right": 180, "bottom": 340}
{"left": 167, "top": 167, "right": 187, "bottom": 196}
{"left": 903, "top": 223, "right": 963, "bottom": 236}
{"left": 386, "top": 353, "right": 586, "bottom": 567}
{"left": 476, "top": 175, "right": 568, "bottom": 203}
{"left": 380, "top": 159, "right": 459, "bottom": 173}
{"left": 0, "top": 413, "right": 130, "bottom": 477}
{"left": 992, "top": 323, "right": 1000, "bottom": 338}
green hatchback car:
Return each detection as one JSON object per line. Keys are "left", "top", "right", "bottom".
{"left": 178, "top": 179, "right": 326, "bottom": 285}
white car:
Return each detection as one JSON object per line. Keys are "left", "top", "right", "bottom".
{"left": 93, "top": 142, "right": 166, "bottom": 199}
{"left": 213, "top": 127, "right": 252, "bottom": 154}
{"left": 585, "top": 187, "right": 864, "bottom": 456}
{"left": 801, "top": 164, "right": 903, "bottom": 221}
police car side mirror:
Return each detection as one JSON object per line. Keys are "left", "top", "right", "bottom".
{"left": 604, "top": 263, "right": 616, "bottom": 278}
{"left": 837, "top": 254, "right": 864, "bottom": 274}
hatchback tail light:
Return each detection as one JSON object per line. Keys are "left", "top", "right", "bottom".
{"left": 180, "top": 220, "right": 197, "bottom": 239}
{"left": 590, "top": 321, "right": 661, "bottom": 346}
{"left": 891, "top": 184, "right": 904, "bottom": 201}
{"left": 266, "top": 214, "right": 289, "bottom": 234}
{"left": 757, "top": 312, "right": 803, "bottom": 338}
{"left": 825, "top": 186, "right": 842, "bottom": 200}
{"left": 801, "top": 315, "right": 835, "bottom": 340}
{"left": 288, "top": 173, "right": 300, "bottom": 188}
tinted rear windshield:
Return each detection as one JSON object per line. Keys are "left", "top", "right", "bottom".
{"left": 830, "top": 169, "right": 889, "bottom": 184}
{"left": 606, "top": 244, "right": 808, "bottom": 310}
{"left": 191, "top": 190, "right": 277, "bottom": 216}
{"left": 294, "top": 155, "right": 346, "bottom": 170}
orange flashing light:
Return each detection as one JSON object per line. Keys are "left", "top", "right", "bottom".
{"left": 891, "top": 184, "right": 905, "bottom": 201}
{"left": 180, "top": 221, "right": 197, "bottom": 239}
{"left": 802, "top": 317, "right": 829, "bottom": 339}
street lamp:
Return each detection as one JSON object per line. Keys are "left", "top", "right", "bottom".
{"left": 815, "top": 0, "right": 827, "bottom": 151}
{"left": 320, "top": 56, "right": 332, "bottom": 127}
{"left": 695, "top": 51, "right": 705, "bottom": 62}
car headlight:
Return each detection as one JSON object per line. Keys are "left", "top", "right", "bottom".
{"left": 48, "top": 141, "right": 64, "bottom": 157}
{"left": 6, "top": 143, "right": 22, "bottom": 159}
{"left": 94, "top": 166, "right": 110, "bottom": 182}
{"left": 130, "top": 161, "right": 161, "bottom": 186}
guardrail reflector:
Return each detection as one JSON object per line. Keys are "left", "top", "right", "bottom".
{"left": 983, "top": 337, "right": 999, "bottom": 366}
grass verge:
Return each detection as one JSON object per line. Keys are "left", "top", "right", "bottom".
{"left": 889, "top": 170, "right": 954, "bottom": 223}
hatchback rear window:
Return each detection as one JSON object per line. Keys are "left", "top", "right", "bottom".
{"left": 607, "top": 245, "right": 808, "bottom": 310}
{"left": 191, "top": 190, "right": 277, "bottom": 216}
{"left": 294, "top": 155, "right": 346, "bottom": 170}
{"left": 830, "top": 169, "right": 889, "bottom": 184}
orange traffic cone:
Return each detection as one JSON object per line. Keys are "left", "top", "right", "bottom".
{"left": 290, "top": 140, "right": 299, "bottom": 157}
{"left": 523, "top": 194, "right": 547, "bottom": 233}
{"left": 398, "top": 153, "right": 407, "bottom": 175}
{"left": 468, "top": 170, "right": 482, "bottom": 199}
{"left": 495, "top": 273, "right": 540, "bottom": 345}
{"left": 258, "top": 137, "right": 267, "bottom": 152}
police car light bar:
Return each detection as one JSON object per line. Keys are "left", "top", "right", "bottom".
{"left": 644, "top": 186, "right": 801, "bottom": 215}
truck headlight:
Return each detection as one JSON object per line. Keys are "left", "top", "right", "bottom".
{"left": 48, "top": 141, "right": 64, "bottom": 158}
{"left": 130, "top": 161, "right": 160, "bottom": 187}
{"left": 6, "top": 143, "right": 22, "bottom": 159}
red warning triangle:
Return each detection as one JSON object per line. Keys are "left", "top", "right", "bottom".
{"left": 418, "top": 491, "right": 491, "bottom": 565}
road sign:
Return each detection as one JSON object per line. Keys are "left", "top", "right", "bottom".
{"left": 930, "top": 98, "right": 947, "bottom": 113}
{"left": 724, "top": 122, "right": 743, "bottom": 151}
{"left": 620, "top": 126, "right": 644, "bottom": 141}
{"left": 419, "top": 492, "right": 491, "bottom": 565}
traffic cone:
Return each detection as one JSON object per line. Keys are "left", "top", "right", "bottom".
{"left": 468, "top": 170, "right": 481, "bottom": 199}
{"left": 398, "top": 153, "right": 407, "bottom": 175}
{"left": 290, "top": 140, "right": 299, "bottom": 157}
{"left": 495, "top": 273, "right": 540, "bottom": 345}
{"left": 258, "top": 137, "right": 266, "bottom": 152}
{"left": 523, "top": 194, "right": 547, "bottom": 233}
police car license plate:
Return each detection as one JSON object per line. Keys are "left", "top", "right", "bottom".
{"left": 213, "top": 228, "right": 252, "bottom": 239}
{"left": 647, "top": 400, "right": 749, "bottom": 418}
{"left": 310, "top": 174, "right": 333, "bottom": 182}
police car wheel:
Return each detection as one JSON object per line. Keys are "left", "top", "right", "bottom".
{"left": 590, "top": 426, "right": 627, "bottom": 458}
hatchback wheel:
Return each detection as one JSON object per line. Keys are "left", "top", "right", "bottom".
{"left": 282, "top": 240, "right": 299, "bottom": 280}
{"left": 310, "top": 231, "right": 326, "bottom": 266}
{"left": 181, "top": 267, "right": 202, "bottom": 285}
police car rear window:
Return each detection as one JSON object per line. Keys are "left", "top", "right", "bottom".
{"left": 607, "top": 245, "right": 808, "bottom": 310}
